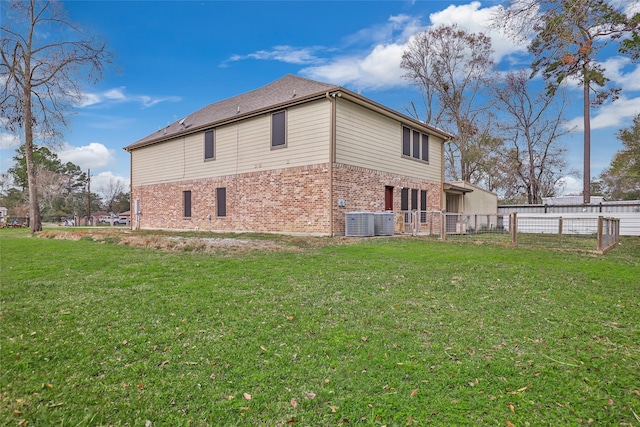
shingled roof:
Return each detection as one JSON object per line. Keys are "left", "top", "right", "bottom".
{"left": 125, "top": 74, "right": 453, "bottom": 151}
{"left": 125, "top": 75, "right": 339, "bottom": 151}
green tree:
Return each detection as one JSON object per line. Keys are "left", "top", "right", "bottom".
{"left": 8, "top": 145, "right": 85, "bottom": 189}
{"left": 1, "top": 0, "right": 111, "bottom": 232}
{"left": 110, "top": 191, "right": 131, "bottom": 215}
{"left": 496, "top": 0, "right": 640, "bottom": 203}
{"left": 599, "top": 114, "right": 640, "bottom": 200}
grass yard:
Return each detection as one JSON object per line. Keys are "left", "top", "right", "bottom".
{"left": 1, "top": 229, "right": 639, "bottom": 426}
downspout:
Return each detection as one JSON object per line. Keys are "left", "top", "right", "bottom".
{"left": 441, "top": 139, "right": 446, "bottom": 211}
{"left": 129, "top": 150, "right": 134, "bottom": 229}
{"left": 327, "top": 91, "right": 337, "bottom": 236}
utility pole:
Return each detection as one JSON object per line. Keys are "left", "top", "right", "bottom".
{"left": 87, "top": 168, "right": 91, "bottom": 226}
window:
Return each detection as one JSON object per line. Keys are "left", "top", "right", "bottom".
{"left": 271, "top": 111, "right": 286, "bottom": 148}
{"left": 216, "top": 187, "right": 226, "bottom": 217}
{"left": 411, "top": 189, "right": 418, "bottom": 211}
{"left": 401, "top": 188, "right": 409, "bottom": 211}
{"left": 402, "top": 126, "right": 429, "bottom": 162}
{"left": 402, "top": 126, "right": 411, "bottom": 156}
{"left": 412, "top": 130, "right": 420, "bottom": 159}
{"left": 183, "top": 190, "right": 192, "bottom": 218}
{"left": 421, "top": 133, "right": 429, "bottom": 161}
{"left": 420, "top": 190, "right": 427, "bottom": 223}
{"left": 204, "top": 130, "right": 214, "bottom": 160}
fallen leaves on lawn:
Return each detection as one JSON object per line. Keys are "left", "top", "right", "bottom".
{"left": 243, "top": 393, "right": 252, "bottom": 401}
{"left": 508, "top": 385, "right": 531, "bottom": 394}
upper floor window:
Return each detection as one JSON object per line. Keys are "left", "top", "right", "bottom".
{"left": 402, "top": 125, "right": 429, "bottom": 162}
{"left": 271, "top": 111, "right": 287, "bottom": 148}
{"left": 204, "top": 129, "right": 215, "bottom": 160}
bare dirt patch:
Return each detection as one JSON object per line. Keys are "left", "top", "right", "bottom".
{"left": 36, "top": 229, "right": 359, "bottom": 253}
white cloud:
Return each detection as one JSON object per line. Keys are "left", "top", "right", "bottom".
{"left": 598, "top": 57, "right": 640, "bottom": 90}
{"left": 0, "top": 132, "right": 21, "bottom": 150}
{"left": 621, "top": 0, "right": 640, "bottom": 16}
{"left": 565, "top": 95, "right": 640, "bottom": 131}
{"left": 226, "top": 45, "right": 323, "bottom": 65}
{"left": 302, "top": 43, "right": 407, "bottom": 89}
{"left": 558, "top": 176, "right": 583, "bottom": 195}
{"left": 57, "top": 142, "right": 115, "bottom": 169}
{"left": 428, "top": 1, "right": 530, "bottom": 64}
{"left": 304, "top": 3, "right": 532, "bottom": 90}
{"left": 78, "top": 87, "right": 181, "bottom": 109}
{"left": 343, "top": 14, "right": 422, "bottom": 46}
{"left": 92, "top": 170, "right": 130, "bottom": 193}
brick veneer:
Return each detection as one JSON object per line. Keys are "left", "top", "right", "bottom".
{"left": 131, "top": 162, "right": 441, "bottom": 235}
{"left": 332, "top": 163, "right": 442, "bottom": 235}
{"left": 132, "top": 163, "right": 332, "bottom": 234}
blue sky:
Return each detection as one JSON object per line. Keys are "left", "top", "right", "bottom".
{"left": 2, "top": 0, "right": 640, "bottom": 196}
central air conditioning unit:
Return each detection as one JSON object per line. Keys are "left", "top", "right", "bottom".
{"left": 345, "top": 212, "right": 374, "bottom": 237}
{"left": 374, "top": 212, "right": 394, "bottom": 236}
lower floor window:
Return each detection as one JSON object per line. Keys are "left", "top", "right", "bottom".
{"left": 401, "top": 187, "right": 428, "bottom": 223}
{"left": 183, "top": 190, "right": 192, "bottom": 218}
{"left": 216, "top": 187, "right": 226, "bottom": 217}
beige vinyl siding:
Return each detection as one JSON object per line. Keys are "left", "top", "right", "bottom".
{"left": 334, "top": 99, "right": 443, "bottom": 182}
{"left": 131, "top": 100, "right": 331, "bottom": 186}
{"left": 450, "top": 181, "right": 498, "bottom": 214}
{"left": 130, "top": 139, "right": 189, "bottom": 186}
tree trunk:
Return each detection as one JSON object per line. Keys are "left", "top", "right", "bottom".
{"left": 23, "top": 83, "right": 42, "bottom": 232}
{"left": 583, "top": 64, "right": 591, "bottom": 204}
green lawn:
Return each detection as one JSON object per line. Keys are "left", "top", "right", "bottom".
{"left": 1, "top": 229, "right": 639, "bottom": 426}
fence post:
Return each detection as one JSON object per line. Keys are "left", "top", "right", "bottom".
{"left": 558, "top": 216, "right": 563, "bottom": 237}
{"left": 511, "top": 212, "right": 517, "bottom": 246}
{"left": 441, "top": 212, "right": 447, "bottom": 241}
{"left": 429, "top": 212, "right": 433, "bottom": 236}
{"left": 597, "top": 216, "right": 604, "bottom": 252}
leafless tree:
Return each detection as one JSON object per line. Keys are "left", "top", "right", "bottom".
{"left": 401, "top": 24, "right": 498, "bottom": 183}
{"left": 1, "top": 0, "right": 112, "bottom": 232}
{"left": 493, "top": 70, "right": 575, "bottom": 203}
{"left": 494, "top": 0, "right": 640, "bottom": 203}
{"left": 100, "top": 177, "right": 125, "bottom": 213}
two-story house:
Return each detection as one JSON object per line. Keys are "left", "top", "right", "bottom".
{"left": 124, "top": 75, "right": 452, "bottom": 235}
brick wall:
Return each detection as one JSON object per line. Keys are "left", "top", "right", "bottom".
{"left": 131, "top": 162, "right": 441, "bottom": 235}
{"left": 132, "top": 163, "right": 332, "bottom": 234}
{"left": 332, "top": 163, "right": 442, "bottom": 235}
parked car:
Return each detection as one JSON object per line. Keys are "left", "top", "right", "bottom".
{"left": 99, "top": 215, "right": 127, "bottom": 225}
